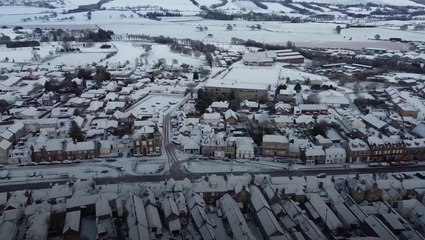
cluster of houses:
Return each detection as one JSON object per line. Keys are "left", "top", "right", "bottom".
{"left": 1, "top": 171, "right": 425, "bottom": 239}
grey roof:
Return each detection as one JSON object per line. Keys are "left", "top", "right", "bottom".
{"left": 364, "top": 216, "right": 398, "bottom": 240}
{"left": 0, "top": 221, "right": 17, "bottom": 240}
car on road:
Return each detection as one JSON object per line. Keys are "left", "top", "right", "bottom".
{"left": 368, "top": 163, "right": 379, "bottom": 167}
{"left": 416, "top": 173, "right": 425, "bottom": 179}
{"left": 73, "top": 160, "right": 82, "bottom": 164}
{"left": 317, "top": 173, "right": 327, "bottom": 178}
{"left": 380, "top": 162, "right": 389, "bottom": 167}
{"left": 51, "top": 161, "right": 60, "bottom": 165}
{"left": 101, "top": 170, "right": 109, "bottom": 173}
{"left": 106, "top": 158, "right": 117, "bottom": 162}
{"left": 0, "top": 164, "right": 4, "bottom": 168}
{"left": 92, "top": 158, "right": 102, "bottom": 162}
{"left": 115, "top": 166, "right": 124, "bottom": 171}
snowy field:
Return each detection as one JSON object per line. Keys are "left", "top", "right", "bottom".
{"left": 146, "top": 44, "right": 206, "bottom": 67}
{"left": 0, "top": 6, "right": 55, "bottom": 15}
{"left": 103, "top": 42, "right": 145, "bottom": 66}
{"left": 103, "top": 0, "right": 201, "bottom": 15}
{"left": 293, "top": 0, "right": 424, "bottom": 7}
{"left": 40, "top": 52, "right": 109, "bottom": 69}
{"left": 0, "top": 44, "right": 57, "bottom": 63}
{"left": 99, "top": 20, "right": 424, "bottom": 49}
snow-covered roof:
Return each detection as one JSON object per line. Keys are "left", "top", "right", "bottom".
{"left": 50, "top": 184, "right": 73, "bottom": 199}
{"left": 8, "top": 122, "right": 24, "bottom": 134}
{"left": 210, "top": 101, "right": 229, "bottom": 109}
{"left": 190, "top": 203, "right": 215, "bottom": 240}
{"left": 96, "top": 196, "right": 112, "bottom": 217}
{"left": 220, "top": 194, "right": 255, "bottom": 240}
{"left": 361, "top": 114, "right": 387, "bottom": 129}
{"left": 0, "top": 221, "right": 17, "bottom": 240}
{"left": 307, "top": 193, "right": 343, "bottom": 232}
{"left": 325, "top": 147, "right": 346, "bottom": 156}
{"left": 26, "top": 208, "right": 50, "bottom": 240}
{"left": 224, "top": 109, "right": 238, "bottom": 120}
{"left": 63, "top": 210, "right": 81, "bottom": 234}
{"left": 162, "top": 197, "right": 179, "bottom": 220}
{"left": 249, "top": 185, "right": 271, "bottom": 212}
{"left": 145, "top": 204, "right": 162, "bottom": 232}
{"left": 263, "top": 134, "right": 289, "bottom": 143}
{"left": 0, "top": 139, "right": 12, "bottom": 150}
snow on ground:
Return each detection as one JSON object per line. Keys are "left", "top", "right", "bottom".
{"left": 99, "top": 20, "right": 419, "bottom": 49}
{"left": 0, "top": 43, "right": 57, "bottom": 63}
{"left": 40, "top": 52, "right": 108, "bottom": 69}
{"left": 0, "top": 165, "right": 119, "bottom": 184}
{"left": 146, "top": 44, "right": 206, "bottom": 66}
{"left": 183, "top": 160, "right": 284, "bottom": 173}
{"left": 294, "top": 0, "right": 423, "bottom": 7}
{"left": 196, "top": 0, "right": 222, "bottom": 7}
{"left": 103, "top": 0, "right": 201, "bottom": 15}
{"left": 0, "top": 6, "right": 55, "bottom": 15}
{"left": 103, "top": 42, "right": 145, "bottom": 66}
{"left": 262, "top": 2, "right": 295, "bottom": 13}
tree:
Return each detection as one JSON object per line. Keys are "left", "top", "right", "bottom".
{"left": 307, "top": 94, "right": 320, "bottom": 104}
{"left": 275, "top": 84, "right": 287, "bottom": 98}
{"left": 287, "top": 41, "right": 293, "bottom": 48}
{"left": 294, "top": 83, "right": 302, "bottom": 92}
{"left": 193, "top": 71, "right": 199, "bottom": 80}
{"left": 94, "top": 66, "right": 111, "bottom": 86}
{"left": 336, "top": 25, "right": 342, "bottom": 34}
{"left": 195, "top": 89, "right": 212, "bottom": 113}
{"left": 374, "top": 34, "right": 381, "bottom": 40}
{"left": 77, "top": 68, "right": 92, "bottom": 80}
{"left": 311, "top": 121, "right": 328, "bottom": 137}
{"left": 69, "top": 120, "right": 84, "bottom": 143}
{"left": 0, "top": 99, "right": 10, "bottom": 113}
{"left": 400, "top": 24, "right": 408, "bottom": 31}
{"left": 44, "top": 80, "right": 53, "bottom": 92}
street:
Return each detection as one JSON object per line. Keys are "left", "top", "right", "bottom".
{"left": 1, "top": 164, "right": 424, "bottom": 193}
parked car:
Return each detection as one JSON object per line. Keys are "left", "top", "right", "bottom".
{"left": 62, "top": 160, "right": 73, "bottom": 164}
{"left": 27, "top": 162, "right": 38, "bottom": 166}
{"left": 38, "top": 161, "right": 50, "bottom": 165}
{"left": 106, "top": 158, "right": 117, "bottom": 162}
{"left": 317, "top": 173, "right": 327, "bottom": 178}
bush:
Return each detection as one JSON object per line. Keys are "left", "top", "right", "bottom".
{"left": 100, "top": 44, "right": 111, "bottom": 49}
{"left": 6, "top": 41, "right": 40, "bottom": 48}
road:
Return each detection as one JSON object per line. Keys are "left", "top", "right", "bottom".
{"left": 1, "top": 164, "right": 425, "bottom": 193}
{"left": 163, "top": 110, "right": 185, "bottom": 176}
